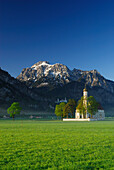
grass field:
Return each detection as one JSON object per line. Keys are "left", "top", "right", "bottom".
{"left": 0, "top": 120, "right": 114, "bottom": 169}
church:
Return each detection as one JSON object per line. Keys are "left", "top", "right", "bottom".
{"left": 63, "top": 87, "right": 105, "bottom": 121}
{"left": 75, "top": 87, "right": 105, "bottom": 120}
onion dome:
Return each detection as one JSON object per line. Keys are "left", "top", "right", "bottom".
{"left": 83, "top": 84, "right": 88, "bottom": 92}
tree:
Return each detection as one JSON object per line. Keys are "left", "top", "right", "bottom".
{"left": 7, "top": 102, "right": 22, "bottom": 120}
{"left": 76, "top": 97, "right": 86, "bottom": 118}
{"left": 55, "top": 102, "right": 66, "bottom": 120}
{"left": 87, "top": 96, "right": 98, "bottom": 118}
{"left": 68, "top": 99, "right": 77, "bottom": 117}
{"left": 63, "top": 103, "right": 71, "bottom": 118}
{"left": 63, "top": 99, "right": 76, "bottom": 118}
{"left": 55, "top": 104, "right": 60, "bottom": 118}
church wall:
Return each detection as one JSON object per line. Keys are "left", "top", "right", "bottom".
{"left": 92, "top": 110, "right": 105, "bottom": 120}
{"left": 75, "top": 111, "right": 80, "bottom": 119}
{"left": 75, "top": 110, "right": 105, "bottom": 120}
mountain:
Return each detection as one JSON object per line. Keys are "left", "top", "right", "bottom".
{"left": 0, "top": 68, "right": 52, "bottom": 116}
{"left": 17, "top": 61, "right": 72, "bottom": 88}
{"left": 17, "top": 61, "right": 114, "bottom": 93}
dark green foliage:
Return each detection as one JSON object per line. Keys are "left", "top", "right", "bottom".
{"left": 88, "top": 96, "right": 98, "bottom": 118}
{"left": 63, "top": 103, "right": 71, "bottom": 118}
{"left": 0, "top": 120, "right": 114, "bottom": 169}
{"left": 7, "top": 102, "right": 22, "bottom": 120}
{"left": 63, "top": 99, "right": 76, "bottom": 118}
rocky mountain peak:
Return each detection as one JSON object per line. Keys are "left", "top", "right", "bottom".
{"left": 17, "top": 61, "right": 114, "bottom": 93}
{"left": 17, "top": 61, "right": 71, "bottom": 85}
{"left": 89, "top": 69, "right": 100, "bottom": 75}
{"left": 31, "top": 61, "right": 50, "bottom": 69}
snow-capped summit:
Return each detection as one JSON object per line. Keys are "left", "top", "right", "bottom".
{"left": 17, "top": 61, "right": 114, "bottom": 93}
{"left": 31, "top": 61, "right": 51, "bottom": 69}
{"left": 17, "top": 61, "right": 72, "bottom": 85}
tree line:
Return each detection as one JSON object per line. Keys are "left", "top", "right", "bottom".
{"left": 55, "top": 96, "right": 98, "bottom": 119}
{"left": 6, "top": 95, "right": 98, "bottom": 120}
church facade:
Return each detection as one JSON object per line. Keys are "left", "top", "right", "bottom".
{"left": 75, "top": 87, "right": 105, "bottom": 120}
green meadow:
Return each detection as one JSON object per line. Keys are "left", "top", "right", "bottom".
{"left": 0, "top": 120, "right": 114, "bottom": 169}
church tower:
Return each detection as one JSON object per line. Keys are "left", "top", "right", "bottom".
{"left": 83, "top": 85, "right": 88, "bottom": 118}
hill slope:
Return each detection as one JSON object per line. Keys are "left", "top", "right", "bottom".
{"left": 0, "top": 68, "right": 52, "bottom": 115}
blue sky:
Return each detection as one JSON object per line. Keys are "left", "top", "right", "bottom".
{"left": 0, "top": 0, "right": 114, "bottom": 80}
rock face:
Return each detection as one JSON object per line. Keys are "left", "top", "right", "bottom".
{"left": 0, "top": 68, "right": 38, "bottom": 102}
{"left": 17, "top": 61, "right": 114, "bottom": 93}
{"left": 17, "top": 61, "right": 72, "bottom": 87}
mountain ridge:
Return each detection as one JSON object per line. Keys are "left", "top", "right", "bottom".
{"left": 17, "top": 61, "right": 114, "bottom": 94}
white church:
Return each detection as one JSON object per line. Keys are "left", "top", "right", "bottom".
{"left": 63, "top": 87, "right": 105, "bottom": 121}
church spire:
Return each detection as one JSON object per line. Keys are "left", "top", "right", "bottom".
{"left": 83, "top": 84, "right": 87, "bottom": 92}
{"left": 83, "top": 84, "right": 88, "bottom": 118}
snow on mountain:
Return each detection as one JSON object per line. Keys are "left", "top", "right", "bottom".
{"left": 17, "top": 61, "right": 72, "bottom": 83}
{"left": 17, "top": 61, "right": 114, "bottom": 93}
{"left": 31, "top": 61, "right": 51, "bottom": 70}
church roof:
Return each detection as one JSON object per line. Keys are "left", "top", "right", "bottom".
{"left": 83, "top": 88, "right": 88, "bottom": 92}
{"left": 98, "top": 103, "right": 104, "bottom": 110}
